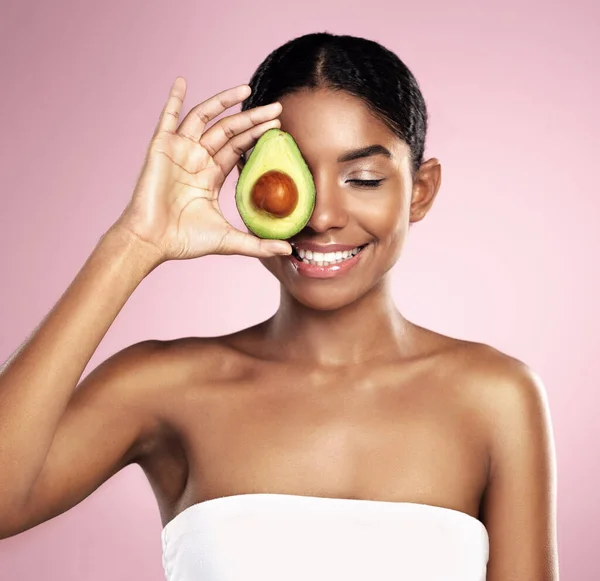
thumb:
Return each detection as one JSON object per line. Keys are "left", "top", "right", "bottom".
{"left": 219, "top": 227, "right": 292, "bottom": 258}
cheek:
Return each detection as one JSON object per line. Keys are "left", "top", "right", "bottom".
{"left": 352, "top": 189, "right": 408, "bottom": 240}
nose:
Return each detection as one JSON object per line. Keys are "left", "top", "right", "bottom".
{"left": 306, "top": 177, "right": 349, "bottom": 233}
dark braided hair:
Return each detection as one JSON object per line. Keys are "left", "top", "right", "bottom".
{"left": 241, "top": 32, "right": 428, "bottom": 178}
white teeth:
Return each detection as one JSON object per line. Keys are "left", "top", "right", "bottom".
{"left": 293, "top": 245, "right": 365, "bottom": 265}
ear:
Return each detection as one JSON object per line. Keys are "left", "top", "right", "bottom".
{"left": 409, "top": 158, "right": 442, "bottom": 223}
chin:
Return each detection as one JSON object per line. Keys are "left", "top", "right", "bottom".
{"left": 283, "top": 285, "right": 367, "bottom": 312}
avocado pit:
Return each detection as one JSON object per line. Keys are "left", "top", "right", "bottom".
{"left": 250, "top": 170, "right": 298, "bottom": 218}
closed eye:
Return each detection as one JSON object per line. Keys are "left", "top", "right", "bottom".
{"left": 347, "top": 179, "right": 385, "bottom": 188}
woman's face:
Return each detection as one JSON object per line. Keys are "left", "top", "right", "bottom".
{"left": 248, "top": 88, "right": 441, "bottom": 311}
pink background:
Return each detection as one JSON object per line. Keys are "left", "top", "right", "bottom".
{"left": 1, "top": 0, "right": 598, "bottom": 579}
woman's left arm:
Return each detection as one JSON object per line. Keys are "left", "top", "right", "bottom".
{"left": 481, "top": 361, "right": 559, "bottom": 581}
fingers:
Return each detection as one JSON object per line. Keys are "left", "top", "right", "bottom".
{"left": 199, "top": 101, "right": 283, "bottom": 157}
{"left": 176, "top": 84, "right": 252, "bottom": 143}
{"left": 154, "top": 77, "right": 186, "bottom": 137}
{"left": 212, "top": 118, "right": 282, "bottom": 178}
{"left": 218, "top": 226, "right": 292, "bottom": 258}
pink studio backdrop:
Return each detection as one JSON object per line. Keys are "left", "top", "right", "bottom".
{"left": 1, "top": 0, "right": 598, "bottom": 579}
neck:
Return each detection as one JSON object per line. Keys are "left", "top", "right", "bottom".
{"left": 264, "top": 276, "right": 412, "bottom": 367}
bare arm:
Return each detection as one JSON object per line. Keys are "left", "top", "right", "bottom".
{"left": 481, "top": 360, "right": 559, "bottom": 580}
{"left": 0, "top": 77, "right": 289, "bottom": 539}
{"left": 0, "top": 227, "right": 160, "bottom": 534}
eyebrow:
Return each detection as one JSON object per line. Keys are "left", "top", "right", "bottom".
{"left": 337, "top": 144, "right": 392, "bottom": 163}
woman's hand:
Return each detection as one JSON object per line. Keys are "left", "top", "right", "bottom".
{"left": 113, "top": 77, "right": 292, "bottom": 263}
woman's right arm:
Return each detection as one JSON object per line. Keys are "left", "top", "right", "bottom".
{"left": 0, "top": 227, "right": 162, "bottom": 537}
{"left": 0, "top": 76, "right": 290, "bottom": 538}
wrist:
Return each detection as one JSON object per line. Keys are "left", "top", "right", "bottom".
{"left": 102, "top": 224, "right": 165, "bottom": 277}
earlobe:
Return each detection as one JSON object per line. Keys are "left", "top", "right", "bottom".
{"left": 409, "top": 158, "right": 442, "bottom": 223}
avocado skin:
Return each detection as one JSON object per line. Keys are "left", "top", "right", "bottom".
{"left": 235, "top": 129, "right": 316, "bottom": 239}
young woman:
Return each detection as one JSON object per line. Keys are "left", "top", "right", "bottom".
{"left": 0, "top": 33, "right": 558, "bottom": 580}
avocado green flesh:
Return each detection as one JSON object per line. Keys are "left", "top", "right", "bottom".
{"left": 235, "top": 129, "right": 316, "bottom": 239}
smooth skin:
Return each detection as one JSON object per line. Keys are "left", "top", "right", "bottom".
{"left": 0, "top": 77, "right": 558, "bottom": 580}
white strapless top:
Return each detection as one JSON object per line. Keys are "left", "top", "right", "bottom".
{"left": 161, "top": 493, "right": 489, "bottom": 581}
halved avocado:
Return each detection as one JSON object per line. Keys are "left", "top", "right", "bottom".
{"left": 235, "top": 128, "right": 316, "bottom": 239}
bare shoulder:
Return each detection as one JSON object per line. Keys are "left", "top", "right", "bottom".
{"left": 444, "top": 339, "right": 552, "bottom": 428}
{"left": 416, "top": 329, "right": 554, "bottom": 467}
{"left": 122, "top": 331, "right": 261, "bottom": 421}
{"left": 85, "top": 334, "right": 255, "bottom": 454}
{"left": 417, "top": 328, "right": 550, "bottom": 416}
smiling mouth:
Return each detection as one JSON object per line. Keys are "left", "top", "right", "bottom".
{"left": 290, "top": 244, "right": 368, "bottom": 266}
